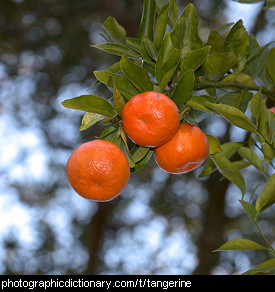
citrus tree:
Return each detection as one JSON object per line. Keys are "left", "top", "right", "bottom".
{"left": 62, "top": 0, "right": 275, "bottom": 274}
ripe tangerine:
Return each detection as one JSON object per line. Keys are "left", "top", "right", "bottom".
{"left": 122, "top": 91, "right": 180, "bottom": 147}
{"left": 154, "top": 123, "right": 209, "bottom": 174}
{"left": 67, "top": 140, "right": 130, "bottom": 201}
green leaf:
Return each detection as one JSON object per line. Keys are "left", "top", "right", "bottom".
{"left": 120, "top": 55, "right": 154, "bottom": 92}
{"left": 187, "top": 108, "right": 208, "bottom": 124}
{"left": 155, "top": 0, "right": 169, "bottom": 8}
{"left": 231, "top": 160, "right": 251, "bottom": 170}
{"left": 102, "top": 17, "right": 126, "bottom": 44}
{"left": 112, "top": 74, "right": 140, "bottom": 100}
{"left": 92, "top": 43, "right": 139, "bottom": 59}
{"left": 120, "top": 132, "right": 135, "bottom": 168}
{"left": 131, "top": 149, "right": 153, "bottom": 173}
{"left": 258, "top": 99, "right": 270, "bottom": 140}
{"left": 243, "top": 35, "right": 265, "bottom": 78}
{"left": 138, "top": 0, "right": 156, "bottom": 41}
{"left": 266, "top": 48, "right": 275, "bottom": 84}
{"left": 170, "top": 18, "right": 185, "bottom": 50}
{"left": 250, "top": 90, "right": 262, "bottom": 126}
{"left": 210, "top": 151, "right": 246, "bottom": 196}
{"left": 206, "top": 30, "right": 224, "bottom": 54}
{"left": 90, "top": 61, "right": 121, "bottom": 89}
{"left": 221, "top": 141, "right": 245, "bottom": 157}
{"left": 239, "top": 200, "right": 258, "bottom": 224}
{"left": 224, "top": 20, "right": 249, "bottom": 72}
{"left": 255, "top": 173, "right": 275, "bottom": 213}
{"left": 156, "top": 31, "right": 173, "bottom": 65}
{"left": 242, "top": 258, "right": 275, "bottom": 275}
{"left": 98, "top": 32, "right": 110, "bottom": 43}
{"left": 217, "top": 22, "right": 234, "bottom": 35}
{"left": 109, "top": 132, "right": 122, "bottom": 148}
{"left": 61, "top": 95, "right": 115, "bottom": 117}
{"left": 168, "top": 0, "right": 178, "bottom": 28}
{"left": 180, "top": 46, "right": 210, "bottom": 77}
{"left": 206, "top": 134, "right": 222, "bottom": 155}
{"left": 142, "top": 37, "right": 158, "bottom": 61}
{"left": 221, "top": 90, "right": 252, "bottom": 113}
{"left": 198, "top": 141, "right": 244, "bottom": 178}
{"left": 237, "top": 146, "right": 263, "bottom": 172}
{"left": 131, "top": 146, "right": 150, "bottom": 163}
{"left": 262, "top": 66, "right": 275, "bottom": 90}
{"left": 219, "top": 72, "right": 256, "bottom": 88}
{"left": 99, "top": 125, "right": 118, "bottom": 141}
{"left": 262, "top": 143, "right": 275, "bottom": 165}
{"left": 179, "top": 3, "right": 203, "bottom": 54}
{"left": 172, "top": 69, "right": 194, "bottom": 106}
{"left": 79, "top": 112, "right": 105, "bottom": 131}
{"left": 93, "top": 70, "right": 113, "bottom": 88}
{"left": 202, "top": 52, "right": 238, "bottom": 81}
{"left": 112, "top": 82, "right": 126, "bottom": 115}
{"left": 102, "top": 61, "right": 122, "bottom": 73}
{"left": 246, "top": 40, "right": 275, "bottom": 64}
{"left": 266, "top": 0, "right": 275, "bottom": 9}
{"left": 214, "top": 238, "right": 268, "bottom": 252}
{"left": 155, "top": 32, "right": 180, "bottom": 90}
{"left": 112, "top": 133, "right": 135, "bottom": 168}
{"left": 257, "top": 100, "right": 275, "bottom": 164}
{"left": 154, "top": 3, "right": 169, "bottom": 50}
{"left": 206, "top": 103, "right": 257, "bottom": 133}
{"left": 219, "top": 73, "right": 256, "bottom": 89}
{"left": 267, "top": 109, "right": 275, "bottom": 140}
{"left": 198, "top": 157, "right": 217, "bottom": 178}
{"left": 158, "top": 48, "right": 180, "bottom": 90}
{"left": 93, "top": 70, "right": 140, "bottom": 100}
{"left": 126, "top": 37, "right": 142, "bottom": 52}
{"left": 185, "top": 95, "right": 217, "bottom": 114}
{"left": 141, "top": 42, "right": 156, "bottom": 75}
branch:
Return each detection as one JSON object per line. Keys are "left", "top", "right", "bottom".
{"left": 195, "top": 80, "right": 275, "bottom": 101}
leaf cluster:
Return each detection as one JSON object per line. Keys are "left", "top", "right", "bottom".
{"left": 61, "top": 0, "right": 275, "bottom": 274}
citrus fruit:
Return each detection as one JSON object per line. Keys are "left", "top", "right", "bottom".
{"left": 122, "top": 91, "right": 180, "bottom": 147}
{"left": 67, "top": 140, "right": 130, "bottom": 201}
{"left": 154, "top": 123, "right": 209, "bottom": 174}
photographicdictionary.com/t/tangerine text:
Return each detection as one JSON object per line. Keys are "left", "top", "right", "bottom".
{"left": 1, "top": 277, "right": 192, "bottom": 290}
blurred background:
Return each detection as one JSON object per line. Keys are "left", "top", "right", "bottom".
{"left": 0, "top": 0, "right": 274, "bottom": 275}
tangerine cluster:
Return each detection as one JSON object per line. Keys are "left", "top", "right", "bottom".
{"left": 67, "top": 91, "right": 209, "bottom": 202}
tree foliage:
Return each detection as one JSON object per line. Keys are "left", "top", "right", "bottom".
{"left": 61, "top": 0, "right": 275, "bottom": 274}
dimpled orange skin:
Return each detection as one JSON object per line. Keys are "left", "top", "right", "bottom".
{"left": 154, "top": 123, "right": 209, "bottom": 174}
{"left": 122, "top": 91, "right": 180, "bottom": 147}
{"left": 67, "top": 140, "right": 130, "bottom": 201}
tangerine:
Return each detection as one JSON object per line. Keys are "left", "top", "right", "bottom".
{"left": 122, "top": 91, "right": 180, "bottom": 147}
{"left": 67, "top": 140, "right": 130, "bottom": 201}
{"left": 154, "top": 123, "right": 209, "bottom": 174}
